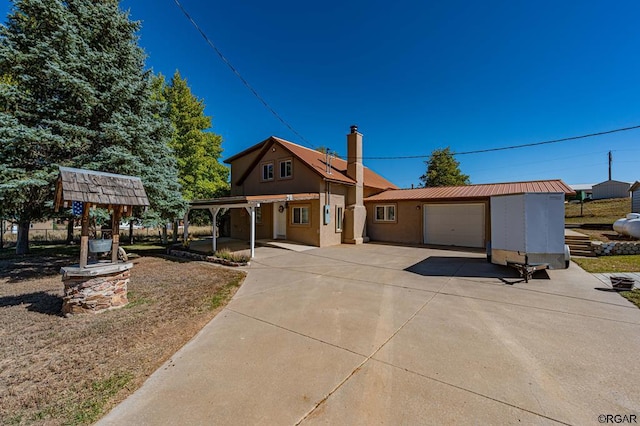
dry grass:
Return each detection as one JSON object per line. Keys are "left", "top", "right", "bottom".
{"left": 573, "top": 228, "right": 639, "bottom": 243}
{"left": 565, "top": 197, "right": 631, "bottom": 224}
{"left": 0, "top": 249, "right": 244, "bottom": 425}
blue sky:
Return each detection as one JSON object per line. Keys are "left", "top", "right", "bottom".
{"left": 2, "top": 1, "right": 640, "bottom": 188}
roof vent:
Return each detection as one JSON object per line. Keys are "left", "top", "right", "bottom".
{"left": 350, "top": 125, "right": 358, "bottom": 134}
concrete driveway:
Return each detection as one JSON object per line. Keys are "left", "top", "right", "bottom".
{"left": 99, "top": 244, "right": 640, "bottom": 425}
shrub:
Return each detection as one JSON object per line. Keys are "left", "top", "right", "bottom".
{"left": 214, "top": 248, "right": 250, "bottom": 264}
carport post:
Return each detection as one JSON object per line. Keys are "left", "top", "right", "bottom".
{"left": 245, "top": 205, "right": 256, "bottom": 258}
{"left": 209, "top": 207, "right": 220, "bottom": 253}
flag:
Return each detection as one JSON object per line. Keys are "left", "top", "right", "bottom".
{"left": 72, "top": 201, "right": 84, "bottom": 216}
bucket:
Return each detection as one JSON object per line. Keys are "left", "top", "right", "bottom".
{"left": 89, "top": 239, "right": 112, "bottom": 253}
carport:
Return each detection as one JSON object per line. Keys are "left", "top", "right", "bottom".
{"left": 184, "top": 193, "right": 320, "bottom": 258}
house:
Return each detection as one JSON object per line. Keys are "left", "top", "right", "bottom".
{"left": 213, "top": 125, "right": 397, "bottom": 247}
{"left": 631, "top": 181, "right": 640, "bottom": 213}
{"left": 186, "top": 126, "right": 574, "bottom": 252}
{"left": 591, "top": 179, "right": 631, "bottom": 200}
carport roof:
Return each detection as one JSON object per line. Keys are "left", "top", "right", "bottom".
{"left": 365, "top": 179, "right": 575, "bottom": 202}
{"left": 189, "top": 193, "right": 320, "bottom": 210}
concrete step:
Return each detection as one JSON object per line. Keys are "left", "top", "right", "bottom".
{"left": 570, "top": 249, "right": 597, "bottom": 257}
{"left": 565, "top": 236, "right": 591, "bottom": 242}
{"left": 566, "top": 236, "right": 595, "bottom": 257}
{"left": 566, "top": 241, "right": 592, "bottom": 247}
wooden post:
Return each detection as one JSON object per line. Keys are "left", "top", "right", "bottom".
{"left": 111, "top": 206, "right": 122, "bottom": 264}
{"left": 79, "top": 203, "right": 91, "bottom": 268}
{"left": 183, "top": 210, "right": 189, "bottom": 241}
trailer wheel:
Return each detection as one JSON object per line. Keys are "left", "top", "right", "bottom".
{"left": 565, "top": 260, "right": 570, "bottom": 269}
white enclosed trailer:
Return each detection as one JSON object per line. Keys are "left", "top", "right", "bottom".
{"left": 489, "top": 193, "right": 570, "bottom": 281}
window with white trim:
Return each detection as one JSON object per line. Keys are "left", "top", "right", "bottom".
{"left": 279, "top": 159, "right": 292, "bottom": 178}
{"left": 375, "top": 204, "right": 396, "bottom": 222}
{"left": 261, "top": 162, "right": 274, "bottom": 181}
{"left": 336, "top": 206, "right": 343, "bottom": 231}
{"left": 292, "top": 206, "right": 310, "bottom": 225}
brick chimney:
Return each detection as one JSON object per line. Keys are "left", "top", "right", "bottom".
{"left": 344, "top": 125, "right": 367, "bottom": 244}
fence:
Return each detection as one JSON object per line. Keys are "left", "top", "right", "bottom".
{"left": 0, "top": 225, "right": 214, "bottom": 248}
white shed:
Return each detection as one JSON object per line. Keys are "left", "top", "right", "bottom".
{"left": 631, "top": 181, "right": 640, "bottom": 213}
{"left": 591, "top": 180, "right": 630, "bottom": 200}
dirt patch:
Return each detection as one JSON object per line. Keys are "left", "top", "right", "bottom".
{"left": 573, "top": 229, "right": 639, "bottom": 243}
{"left": 0, "top": 254, "right": 244, "bottom": 425}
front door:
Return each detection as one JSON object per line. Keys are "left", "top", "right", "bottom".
{"left": 273, "top": 202, "right": 287, "bottom": 239}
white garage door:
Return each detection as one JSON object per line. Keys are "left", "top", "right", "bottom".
{"left": 423, "top": 203, "right": 485, "bottom": 248}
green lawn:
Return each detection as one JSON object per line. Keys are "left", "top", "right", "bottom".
{"left": 620, "top": 290, "right": 640, "bottom": 309}
{"left": 572, "top": 255, "right": 640, "bottom": 273}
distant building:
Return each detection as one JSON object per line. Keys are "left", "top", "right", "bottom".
{"left": 591, "top": 180, "right": 631, "bottom": 200}
{"left": 568, "top": 183, "right": 594, "bottom": 201}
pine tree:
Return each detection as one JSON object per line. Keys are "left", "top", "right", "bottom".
{"left": 419, "top": 147, "right": 470, "bottom": 187}
{"left": 159, "top": 70, "right": 229, "bottom": 201}
{"left": 0, "top": 0, "right": 185, "bottom": 253}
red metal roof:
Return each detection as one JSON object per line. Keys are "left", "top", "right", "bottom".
{"left": 364, "top": 180, "right": 575, "bottom": 202}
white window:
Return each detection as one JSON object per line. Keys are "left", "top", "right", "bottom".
{"left": 279, "top": 159, "right": 292, "bottom": 178}
{"left": 336, "top": 206, "right": 343, "bottom": 231}
{"left": 292, "top": 206, "right": 310, "bottom": 225}
{"left": 261, "top": 162, "right": 274, "bottom": 181}
{"left": 375, "top": 204, "right": 396, "bottom": 222}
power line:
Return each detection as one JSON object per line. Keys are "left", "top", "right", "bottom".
{"left": 358, "top": 124, "right": 640, "bottom": 160}
{"left": 172, "top": 0, "right": 314, "bottom": 148}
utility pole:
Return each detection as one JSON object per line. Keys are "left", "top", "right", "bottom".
{"left": 608, "top": 151, "right": 612, "bottom": 181}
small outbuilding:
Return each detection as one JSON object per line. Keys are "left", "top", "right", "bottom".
{"left": 631, "top": 181, "right": 640, "bottom": 213}
{"left": 591, "top": 180, "right": 631, "bottom": 200}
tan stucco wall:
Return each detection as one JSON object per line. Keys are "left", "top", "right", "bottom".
{"left": 229, "top": 206, "right": 273, "bottom": 241}
{"left": 229, "top": 150, "right": 262, "bottom": 196}
{"left": 318, "top": 190, "right": 346, "bottom": 247}
{"left": 286, "top": 200, "right": 320, "bottom": 246}
{"left": 365, "top": 199, "right": 491, "bottom": 246}
{"left": 234, "top": 143, "right": 324, "bottom": 196}
{"left": 366, "top": 201, "right": 423, "bottom": 244}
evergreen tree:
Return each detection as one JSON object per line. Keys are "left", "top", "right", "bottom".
{"left": 159, "top": 70, "right": 229, "bottom": 201}
{"left": 0, "top": 0, "right": 185, "bottom": 253}
{"left": 419, "top": 147, "right": 470, "bottom": 187}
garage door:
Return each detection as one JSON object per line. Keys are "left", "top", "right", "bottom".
{"left": 423, "top": 203, "right": 485, "bottom": 248}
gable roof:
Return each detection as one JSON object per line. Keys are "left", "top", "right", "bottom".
{"left": 55, "top": 167, "right": 150, "bottom": 210}
{"left": 593, "top": 179, "right": 631, "bottom": 187}
{"left": 630, "top": 181, "right": 640, "bottom": 192}
{"left": 226, "top": 136, "right": 398, "bottom": 190}
{"left": 365, "top": 179, "right": 575, "bottom": 202}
